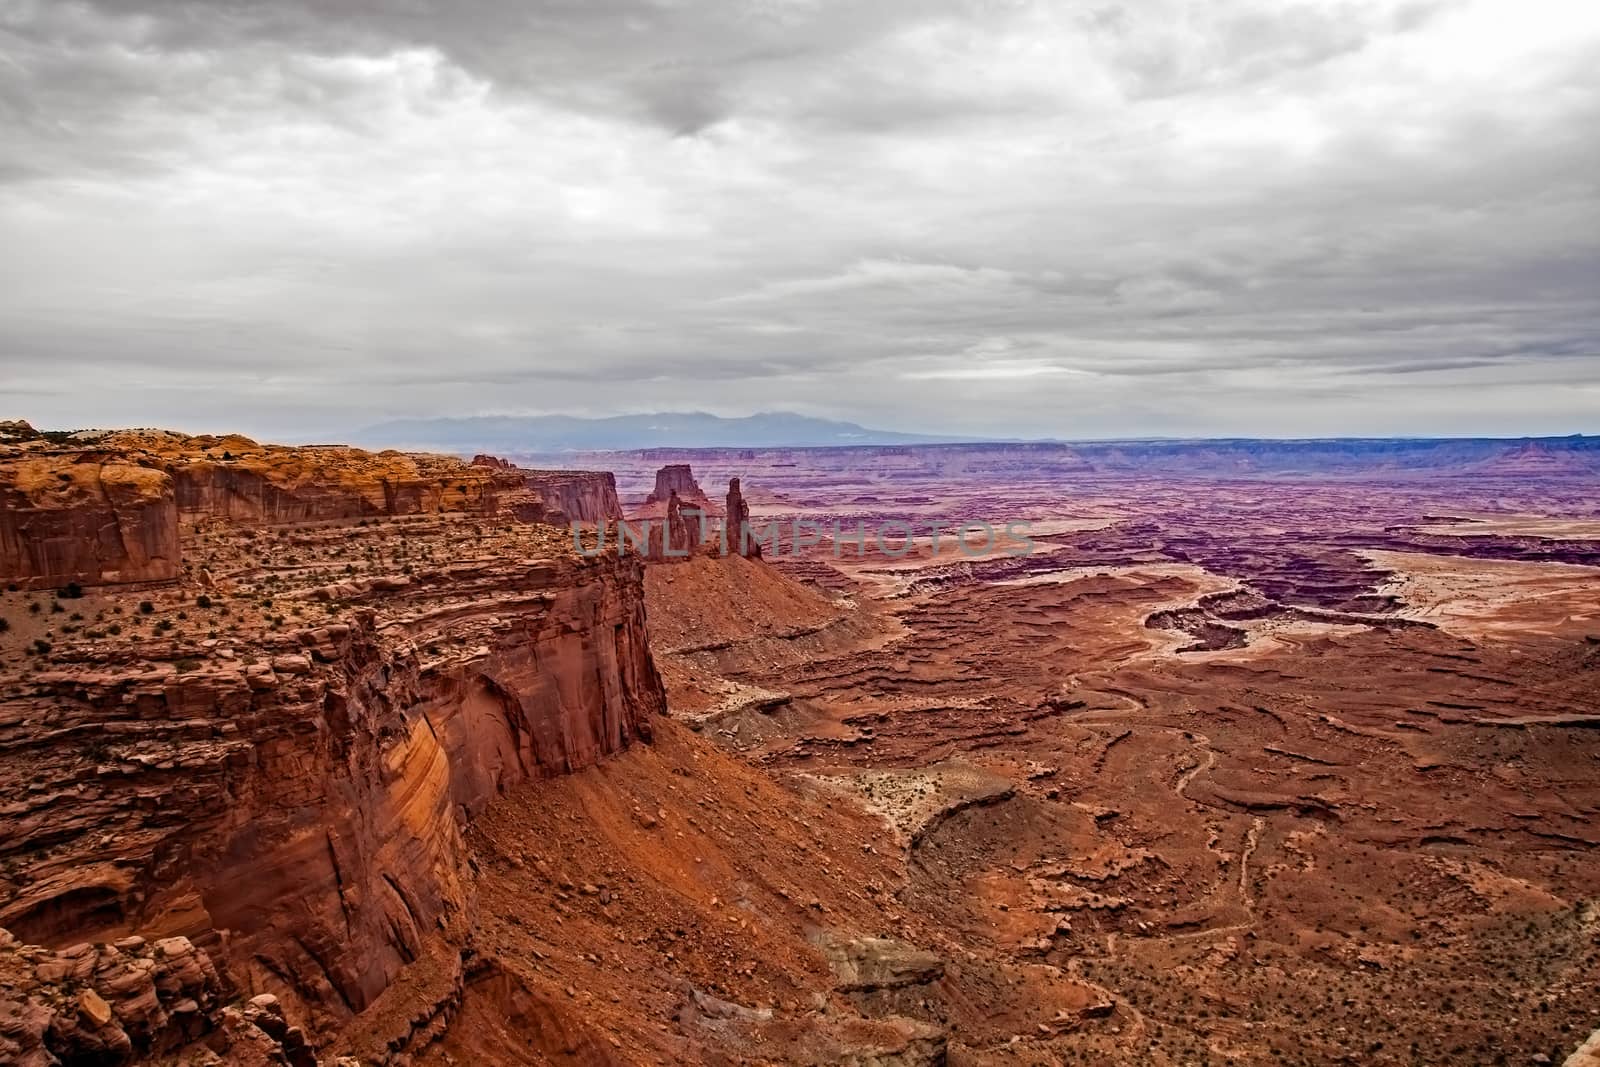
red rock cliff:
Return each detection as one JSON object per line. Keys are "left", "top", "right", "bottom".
{"left": 119, "top": 433, "right": 518, "bottom": 526}
{"left": 518, "top": 470, "right": 622, "bottom": 525}
{"left": 470, "top": 455, "right": 622, "bottom": 525}
{"left": 0, "top": 527, "right": 662, "bottom": 1056}
{"left": 644, "top": 464, "right": 707, "bottom": 505}
{"left": 0, "top": 431, "right": 537, "bottom": 589}
{"left": 0, "top": 451, "right": 180, "bottom": 590}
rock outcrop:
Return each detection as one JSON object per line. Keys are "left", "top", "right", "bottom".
{"left": 0, "top": 928, "right": 325, "bottom": 1066}
{"left": 0, "top": 545, "right": 661, "bottom": 1038}
{"left": 470, "top": 455, "right": 621, "bottom": 525}
{"left": 1568, "top": 1028, "right": 1600, "bottom": 1067}
{"left": 724, "top": 477, "right": 761, "bottom": 558}
{"left": 818, "top": 937, "right": 945, "bottom": 993}
{"left": 0, "top": 430, "right": 637, "bottom": 590}
{"left": 139, "top": 436, "right": 517, "bottom": 526}
{"left": 666, "top": 492, "right": 698, "bottom": 558}
{"left": 0, "top": 428, "right": 667, "bottom": 1063}
{"left": 639, "top": 491, "right": 711, "bottom": 562}
{"left": 0, "top": 431, "right": 528, "bottom": 588}
{"left": 632, "top": 478, "right": 764, "bottom": 562}
{"left": 518, "top": 469, "right": 622, "bottom": 525}
{"left": 0, "top": 451, "right": 182, "bottom": 590}
{"left": 645, "top": 464, "right": 707, "bottom": 506}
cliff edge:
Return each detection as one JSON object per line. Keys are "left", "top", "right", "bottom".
{"left": 0, "top": 427, "right": 665, "bottom": 1065}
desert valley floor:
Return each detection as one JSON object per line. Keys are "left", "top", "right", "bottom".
{"left": 2, "top": 431, "right": 1599, "bottom": 1066}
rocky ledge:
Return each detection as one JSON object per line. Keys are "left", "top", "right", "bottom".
{"left": 0, "top": 429, "right": 535, "bottom": 591}
{"left": 0, "top": 429, "right": 668, "bottom": 1065}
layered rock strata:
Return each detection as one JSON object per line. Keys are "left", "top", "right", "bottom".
{"left": 644, "top": 463, "right": 708, "bottom": 506}
{"left": 0, "top": 430, "right": 629, "bottom": 590}
{"left": 0, "top": 451, "right": 181, "bottom": 590}
{"left": 0, "top": 485, "right": 664, "bottom": 1062}
{"left": 104, "top": 431, "right": 519, "bottom": 528}
{"left": 470, "top": 455, "right": 622, "bottom": 525}
{"left": 0, "top": 929, "right": 322, "bottom": 1066}
{"left": 517, "top": 469, "right": 622, "bottom": 525}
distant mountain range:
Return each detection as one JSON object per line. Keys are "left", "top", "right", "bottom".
{"left": 352, "top": 413, "right": 1600, "bottom": 477}
{"left": 357, "top": 412, "right": 958, "bottom": 451}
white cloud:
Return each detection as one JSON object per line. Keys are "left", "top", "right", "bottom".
{"left": 0, "top": 0, "right": 1596, "bottom": 438}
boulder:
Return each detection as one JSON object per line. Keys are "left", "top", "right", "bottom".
{"left": 819, "top": 936, "right": 944, "bottom": 992}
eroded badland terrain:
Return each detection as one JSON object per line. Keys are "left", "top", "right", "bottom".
{"left": 2, "top": 421, "right": 1599, "bottom": 1067}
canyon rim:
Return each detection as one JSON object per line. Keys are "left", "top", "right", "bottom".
{"left": 3, "top": 0, "right": 1600, "bottom": 1063}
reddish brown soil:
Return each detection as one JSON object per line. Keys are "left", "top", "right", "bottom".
{"left": 9, "top": 435, "right": 1600, "bottom": 1066}
{"left": 628, "top": 455, "right": 1600, "bottom": 1066}
{"left": 405, "top": 719, "right": 931, "bottom": 1067}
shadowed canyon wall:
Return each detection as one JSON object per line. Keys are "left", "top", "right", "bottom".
{"left": 0, "top": 427, "right": 666, "bottom": 1063}
{"left": 471, "top": 455, "right": 623, "bottom": 525}
{"left": 517, "top": 470, "right": 622, "bottom": 525}
{"left": 0, "top": 553, "right": 661, "bottom": 1037}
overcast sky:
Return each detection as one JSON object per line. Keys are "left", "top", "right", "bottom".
{"left": 1, "top": 0, "right": 1597, "bottom": 441}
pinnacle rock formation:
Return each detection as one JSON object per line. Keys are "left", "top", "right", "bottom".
{"left": 666, "top": 490, "right": 695, "bottom": 557}
{"left": 725, "top": 476, "right": 761, "bottom": 558}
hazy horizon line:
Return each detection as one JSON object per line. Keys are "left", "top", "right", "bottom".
{"left": 7, "top": 410, "right": 1597, "bottom": 452}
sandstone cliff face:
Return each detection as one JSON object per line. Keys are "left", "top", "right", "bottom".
{"left": 0, "top": 426, "right": 632, "bottom": 587}
{"left": 0, "top": 431, "right": 534, "bottom": 589}
{"left": 645, "top": 464, "right": 707, "bottom": 505}
{"left": 472, "top": 456, "right": 621, "bottom": 525}
{"left": 0, "top": 545, "right": 662, "bottom": 1051}
{"left": 146, "top": 439, "right": 516, "bottom": 526}
{"left": 518, "top": 470, "right": 622, "bottom": 525}
{"left": 0, "top": 452, "right": 181, "bottom": 590}
{"left": 0, "top": 427, "right": 666, "bottom": 1063}
{"left": 168, "top": 460, "right": 506, "bottom": 525}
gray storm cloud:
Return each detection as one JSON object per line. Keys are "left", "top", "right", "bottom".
{"left": 0, "top": 0, "right": 1597, "bottom": 439}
